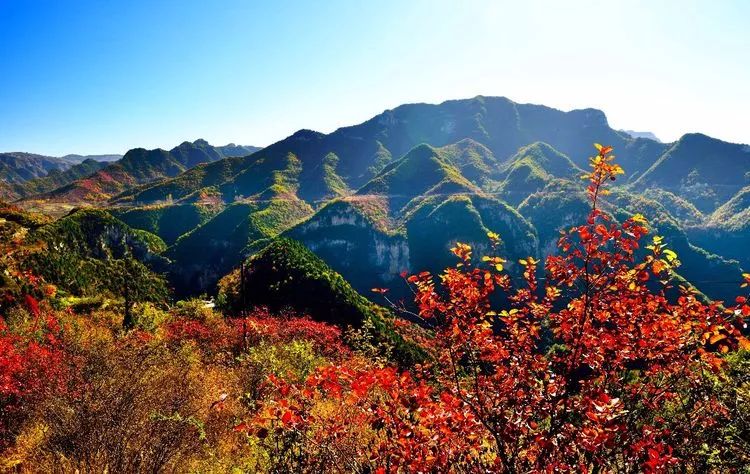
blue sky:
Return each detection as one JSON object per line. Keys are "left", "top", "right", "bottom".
{"left": 0, "top": 0, "right": 748, "bottom": 156}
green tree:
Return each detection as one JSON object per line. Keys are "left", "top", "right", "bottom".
{"left": 110, "top": 258, "right": 169, "bottom": 329}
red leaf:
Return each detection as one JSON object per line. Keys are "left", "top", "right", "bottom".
{"left": 24, "top": 294, "right": 40, "bottom": 316}
{"left": 233, "top": 422, "right": 249, "bottom": 433}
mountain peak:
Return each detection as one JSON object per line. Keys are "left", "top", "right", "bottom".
{"left": 450, "top": 137, "right": 489, "bottom": 149}
{"left": 289, "top": 129, "right": 324, "bottom": 141}
{"left": 123, "top": 147, "right": 149, "bottom": 156}
{"left": 620, "top": 130, "right": 662, "bottom": 142}
{"left": 173, "top": 139, "right": 211, "bottom": 149}
{"left": 407, "top": 143, "right": 436, "bottom": 157}
{"left": 677, "top": 132, "right": 721, "bottom": 146}
{"left": 568, "top": 108, "right": 609, "bottom": 127}
{"left": 521, "top": 141, "right": 563, "bottom": 154}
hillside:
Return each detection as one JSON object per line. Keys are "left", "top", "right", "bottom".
{"left": 32, "top": 140, "right": 252, "bottom": 203}
{"left": 219, "top": 238, "right": 382, "bottom": 326}
{"left": 111, "top": 202, "right": 223, "bottom": 245}
{"left": 60, "top": 153, "right": 123, "bottom": 163}
{"left": 281, "top": 142, "right": 538, "bottom": 298}
{"left": 28, "top": 140, "right": 259, "bottom": 204}
{"left": 107, "top": 133, "right": 747, "bottom": 305}
{"left": 0, "top": 182, "right": 15, "bottom": 201}
{"left": 517, "top": 179, "right": 742, "bottom": 302}
{"left": 215, "top": 143, "right": 261, "bottom": 157}
{"left": 495, "top": 142, "right": 583, "bottom": 205}
{"left": 166, "top": 195, "right": 313, "bottom": 295}
{"left": 24, "top": 96, "right": 746, "bottom": 307}
{"left": 688, "top": 186, "right": 750, "bottom": 270}
{"left": 33, "top": 208, "right": 165, "bottom": 257}
{"left": 0, "top": 204, "right": 168, "bottom": 304}
{"left": 9, "top": 159, "right": 108, "bottom": 198}
{"left": 633, "top": 133, "right": 750, "bottom": 212}
{"left": 283, "top": 198, "right": 409, "bottom": 293}
{"left": 112, "top": 154, "right": 257, "bottom": 205}
{"left": 217, "top": 238, "right": 424, "bottom": 365}
{"left": 0, "top": 152, "right": 72, "bottom": 184}
{"left": 109, "top": 97, "right": 670, "bottom": 210}
{"left": 356, "top": 143, "right": 481, "bottom": 215}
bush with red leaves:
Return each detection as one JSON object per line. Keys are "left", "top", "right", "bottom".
{"left": 229, "top": 308, "right": 349, "bottom": 358}
{"left": 250, "top": 144, "right": 750, "bottom": 472}
{"left": 0, "top": 308, "right": 71, "bottom": 446}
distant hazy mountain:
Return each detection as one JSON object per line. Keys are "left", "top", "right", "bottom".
{"left": 60, "top": 153, "right": 122, "bottom": 163}
{"left": 0, "top": 152, "right": 124, "bottom": 184}
{"left": 0, "top": 152, "right": 72, "bottom": 184}
{"left": 0, "top": 151, "right": 122, "bottom": 200}
{"left": 215, "top": 143, "right": 262, "bottom": 158}
{"left": 10, "top": 159, "right": 109, "bottom": 199}
{"left": 37, "top": 140, "right": 260, "bottom": 203}
{"left": 621, "top": 129, "right": 662, "bottom": 142}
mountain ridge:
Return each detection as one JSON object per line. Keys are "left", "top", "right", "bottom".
{"left": 7, "top": 96, "right": 748, "bottom": 306}
{"left": 30, "top": 140, "right": 261, "bottom": 203}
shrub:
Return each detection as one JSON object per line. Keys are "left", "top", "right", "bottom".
{"left": 250, "top": 144, "right": 750, "bottom": 472}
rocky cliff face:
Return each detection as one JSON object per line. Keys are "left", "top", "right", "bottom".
{"left": 32, "top": 208, "right": 168, "bottom": 267}
{"left": 287, "top": 201, "right": 409, "bottom": 293}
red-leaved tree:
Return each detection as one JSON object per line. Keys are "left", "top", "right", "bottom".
{"left": 248, "top": 144, "right": 750, "bottom": 472}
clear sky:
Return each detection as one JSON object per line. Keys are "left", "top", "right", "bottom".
{"left": 0, "top": 0, "right": 747, "bottom": 156}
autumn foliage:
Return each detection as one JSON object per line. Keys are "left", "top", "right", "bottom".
{"left": 247, "top": 144, "right": 750, "bottom": 472}
{"left": 1, "top": 145, "right": 749, "bottom": 472}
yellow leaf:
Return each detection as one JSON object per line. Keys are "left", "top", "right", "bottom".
{"left": 663, "top": 249, "right": 678, "bottom": 262}
{"left": 594, "top": 143, "right": 603, "bottom": 151}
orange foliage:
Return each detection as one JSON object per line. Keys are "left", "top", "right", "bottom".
{"left": 2, "top": 144, "right": 749, "bottom": 471}
{"left": 250, "top": 144, "right": 750, "bottom": 472}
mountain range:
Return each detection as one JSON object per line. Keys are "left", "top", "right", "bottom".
{"left": 0, "top": 152, "right": 123, "bottom": 201}
{"left": 0, "top": 142, "right": 259, "bottom": 203}
{"left": 2, "top": 96, "right": 749, "bottom": 306}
